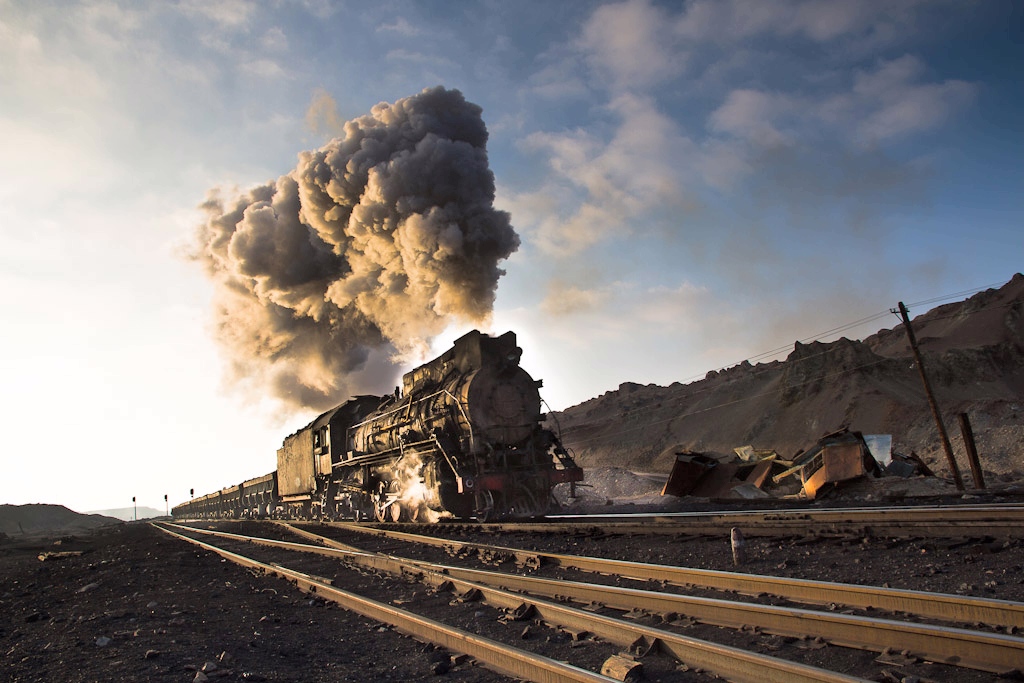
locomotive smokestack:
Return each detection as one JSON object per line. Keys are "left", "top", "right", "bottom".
{"left": 190, "top": 87, "right": 519, "bottom": 411}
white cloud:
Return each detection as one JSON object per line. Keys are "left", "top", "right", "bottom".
{"left": 517, "top": 95, "right": 699, "bottom": 255}
{"left": 377, "top": 17, "right": 420, "bottom": 36}
{"left": 242, "top": 57, "right": 288, "bottom": 79}
{"left": 540, "top": 281, "right": 609, "bottom": 316}
{"left": 576, "top": 0, "right": 686, "bottom": 91}
{"left": 528, "top": 58, "right": 589, "bottom": 100}
{"left": 177, "top": 0, "right": 255, "bottom": 28}
{"left": 850, "top": 55, "right": 977, "bottom": 143}
{"left": 385, "top": 48, "right": 457, "bottom": 69}
{"left": 709, "top": 89, "right": 796, "bottom": 146}
{"left": 262, "top": 26, "right": 288, "bottom": 51}
{"left": 0, "top": 13, "right": 109, "bottom": 106}
{"left": 675, "top": 0, "right": 914, "bottom": 44}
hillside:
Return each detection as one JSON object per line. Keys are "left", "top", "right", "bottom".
{"left": 0, "top": 504, "right": 121, "bottom": 537}
{"left": 550, "top": 274, "right": 1024, "bottom": 482}
{"left": 88, "top": 506, "right": 166, "bottom": 522}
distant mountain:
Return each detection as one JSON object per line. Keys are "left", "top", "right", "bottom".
{"left": 551, "top": 274, "right": 1024, "bottom": 481}
{"left": 0, "top": 504, "right": 121, "bottom": 536}
{"left": 87, "top": 506, "right": 166, "bottom": 522}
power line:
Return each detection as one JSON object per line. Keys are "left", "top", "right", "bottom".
{"left": 553, "top": 277, "right": 1015, "bottom": 449}
{"left": 903, "top": 280, "right": 1009, "bottom": 311}
{"left": 562, "top": 355, "right": 895, "bottom": 449}
{"left": 661, "top": 277, "right": 1012, "bottom": 388}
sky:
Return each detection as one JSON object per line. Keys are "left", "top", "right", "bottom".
{"left": 1, "top": 0, "right": 1021, "bottom": 513}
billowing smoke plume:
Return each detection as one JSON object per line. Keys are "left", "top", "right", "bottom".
{"left": 192, "top": 87, "right": 518, "bottom": 410}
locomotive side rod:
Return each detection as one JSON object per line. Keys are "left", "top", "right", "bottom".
{"left": 152, "top": 523, "right": 614, "bottom": 683}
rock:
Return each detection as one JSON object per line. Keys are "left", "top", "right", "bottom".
{"left": 202, "top": 661, "right": 218, "bottom": 672}
{"left": 193, "top": 673, "right": 209, "bottom": 683}
{"left": 431, "top": 659, "right": 449, "bottom": 675}
{"left": 95, "top": 636, "right": 112, "bottom": 647}
{"left": 77, "top": 582, "right": 100, "bottom": 594}
{"left": 218, "top": 651, "right": 234, "bottom": 664}
{"left": 601, "top": 654, "right": 643, "bottom": 682}
{"left": 144, "top": 649, "right": 160, "bottom": 659}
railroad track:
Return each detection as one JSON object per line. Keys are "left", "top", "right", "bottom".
{"left": 158, "top": 521, "right": 1024, "bottom": 682}
{"left": 409, "top": 503, "right": 1024, "bottom": 538}
{"left": 325, "top": 520, "right": 1024, "bottom": 629}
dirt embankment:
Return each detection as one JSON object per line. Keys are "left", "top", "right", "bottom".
{"left": 551, "top": 274, "right": 1024, "bottom": 481}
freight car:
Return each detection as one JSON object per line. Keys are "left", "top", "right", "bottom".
{"left": 173, "top": 330, "right": 582, "bottom": 522}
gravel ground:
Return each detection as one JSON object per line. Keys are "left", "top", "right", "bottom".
{"left": 1, "top": 524, "right": 511, "bottom": 683}
{"left": 3, "top": 518, "right": 1023, "bottom": 683}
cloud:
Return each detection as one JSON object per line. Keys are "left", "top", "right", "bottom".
{"left": 576, "top": 0, "right": 686, "bottom": 91}
{"left": 261, "top": 26, "right": 288, "bottom": 51}
{"left": 674, "top": 0, "right": 915, "bottom": 44}
{"left": 241, "top": 57, "right": 287, "bottom": 79}
{"left": 305, "top": 88, "right": 347, "bottom": 137}
{"left": 176, "top": 0, "right": 255, "bottom": 29}
{"left": 385, "top": 48, "right": 457, "bottom": 69}
{"left": 516, "top": 95, "right": 698, "bottom": 256}
{"left": 191, "top": 87, "right": 519, "bottom": 410}
{"left": 378, "top": 17, "right": 421, "bottom": 36}
{"left": 709, "top": 89, "right": 796, "bottom": 146}
{"left": 850, "top": 55, "right": 977, "bottom": 143}
{"left": 540, "top": 281, "right": 609, "bottom": 316}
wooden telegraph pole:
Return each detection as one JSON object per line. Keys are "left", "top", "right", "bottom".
{"left": 896, "top": 302, "right": 964, "bottom": 490}
{"left": 958, "top": 412, "right": 986, "bottom": 489}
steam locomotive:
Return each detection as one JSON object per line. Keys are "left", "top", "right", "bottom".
{"left": 173, "top": 330, "right": 583, "bottom": 522}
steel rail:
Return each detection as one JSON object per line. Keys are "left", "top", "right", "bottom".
{"left": 162, "top": 523, "right": 870, "bottom": 683}
{"left": 429, "top": 504, "right": 1024, "bottom": 538}
{"left": 164, "top": 522, "right": 1024, "bottom": 674}
{"left": 482, "top": 520, "right": 1022, "bottom": 538}
{"left": 328, "top": 521, "right": 1024, "bottom": 629}
{"left": 549, "top": 503, "right": 1024, "bottom": 521}
{"left": 152, "top": 523, "right": 615, "bottom": 683}
{"left": 290, "top": 525, "right": 1024, "bottom": 675}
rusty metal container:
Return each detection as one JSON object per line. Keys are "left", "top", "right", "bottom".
{"left": 801, "top": 441, "right": 868, "bottom": 499}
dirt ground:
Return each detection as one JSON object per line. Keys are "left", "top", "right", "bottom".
{"left": 3, "top": 509, "right": 1023, "bottom": 683}
{"left": 0, "top": 523, "right": 511, "bottom": 683}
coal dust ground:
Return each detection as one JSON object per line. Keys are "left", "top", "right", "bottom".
{"left": 3, "top": 518, "right": 1023, "bottom": 682}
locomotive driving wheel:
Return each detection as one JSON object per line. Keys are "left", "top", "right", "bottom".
{"left": 474, "top": 489, "right": 495, "bottom": 523}
{"left": 374, "top": 480, "right": 404, "bottom": 523}
{"left": 508, "top": 486, "right": 544, "bottom": 519}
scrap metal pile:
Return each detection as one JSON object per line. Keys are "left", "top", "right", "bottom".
{"left": 662, "top": 428, "right": 934, "bottom": 500}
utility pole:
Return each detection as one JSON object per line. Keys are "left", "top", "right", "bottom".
{"left": 896, "top": 301, "right": 964, "bottom": 490}
{"left": 164, "top": 494, "right": 169, "bottom": 517}
{"left": 958, "top": 412, "right": 986, "bottom": 489}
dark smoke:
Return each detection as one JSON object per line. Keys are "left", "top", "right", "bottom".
{"left": 192, "top": 87, "right": 518, "bottom": 410}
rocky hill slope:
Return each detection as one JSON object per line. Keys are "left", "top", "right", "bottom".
{"left": 550, "top": 274, "right": 1024, "bottom": 482}
{"left": 0, "top": 504, "right": 121, "bottom": 537}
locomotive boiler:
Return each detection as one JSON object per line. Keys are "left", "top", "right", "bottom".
{"left": 175, "top": 330, "right": 582, "bottom": 522}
